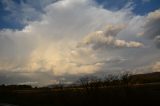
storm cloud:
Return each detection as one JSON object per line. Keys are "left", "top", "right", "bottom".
{"left": 0, "top": 0, "right": 159, "bottom": 86}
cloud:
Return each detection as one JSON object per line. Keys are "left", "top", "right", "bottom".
{"left": 141, "top": 9, "right": 160, "bottom": 48}
{"left": 79, "top": 24, "right": 143, "bottom": 49}
{"left": 1, "top": 0, "right": 58, "bottom": 25}
{"left": 152, "top": 61, "right": 160, "bottom": 72}
{"left": 133, "top": 61, "right": 160, "bottom": 74}
{"left": 145, "top": 9, "right": 160, "bottom": 38}
{"left": 0, "top": 0, "right": 159, "bottom": 85}
{"left": 154, "top": 35, "right": 160, "bottom": 48}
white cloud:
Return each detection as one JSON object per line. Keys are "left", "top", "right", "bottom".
{"left": 79, "top": 24, "right": 143, "bottom": 49}
{"left": 0, "top": 0, "right": 159, "bottom": 85}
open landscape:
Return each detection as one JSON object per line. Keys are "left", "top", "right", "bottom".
{"left": 0, "top": 0, "right": 160, "bottom": 106}
{"left": 1, "top": 72, "right": 160, "bottom": 106}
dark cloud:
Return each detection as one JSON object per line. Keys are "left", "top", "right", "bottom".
{"left": 0, "top": 71, "right": 31, "bottom": 85}
{"left": 143, "top": 9, "right": 160, "bottom": 48}
{"left": 154, "top": 35, "right": 160, "bottom": 48}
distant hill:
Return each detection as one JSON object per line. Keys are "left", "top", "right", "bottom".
{"left": 131, "top": 72, "right": 160, "bottom": 83}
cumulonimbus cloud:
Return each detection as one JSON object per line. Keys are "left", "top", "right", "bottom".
{"left": 0, "top": 0, "right": 159, "bottom": 85}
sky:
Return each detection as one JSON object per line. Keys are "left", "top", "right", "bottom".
{"left": 0, "top": 0, "right": 160, "bottom": 86}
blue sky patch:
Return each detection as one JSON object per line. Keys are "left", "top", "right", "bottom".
{"left": 0, "top": 0, "right": 160, "bottom": 30}
{"left": 95, "top": 0, "right": 160, "bottom": 15}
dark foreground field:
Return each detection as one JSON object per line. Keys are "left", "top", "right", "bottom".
{"left": 1, "top": 72, "right": 160, "bottom": 106}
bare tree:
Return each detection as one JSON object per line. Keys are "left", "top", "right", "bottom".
{"left": 103, "top": 74, "right": 120, "bottom": 87}
{"left": 120, "top": 72, "right": 131, "bottom": 86}
{"left": 89, "top": 76, "right": 101, "bottom": 89}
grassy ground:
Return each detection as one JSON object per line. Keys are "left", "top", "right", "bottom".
{"left": 0, "top": 83, "right": 160, "bottom": 106}
{"left": 1, "top": 72, "right": 160, "bottom": 106}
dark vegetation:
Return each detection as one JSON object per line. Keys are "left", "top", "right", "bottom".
{"left": 1, "top": 72, "right": 160, "bottom": 106}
